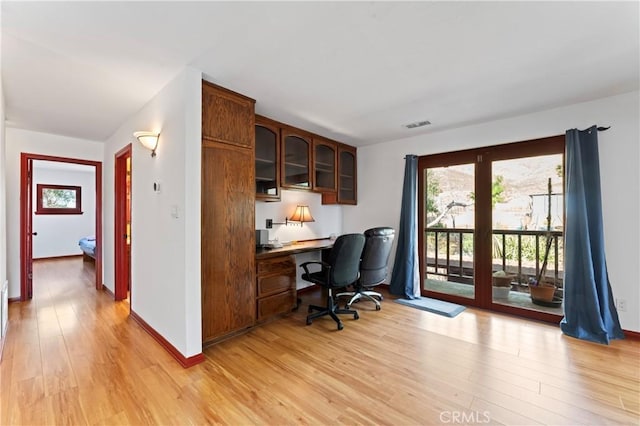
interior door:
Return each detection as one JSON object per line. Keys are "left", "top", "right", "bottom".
{"left": 114, "top": 145, "right": 132, "bottom": 301}
{"left": 25, "top": 158, "right": 34, "bottom": 299}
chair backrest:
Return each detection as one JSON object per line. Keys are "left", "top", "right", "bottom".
{"left": 359, "top": 227, "right": 395, "bottom": 286}
{"left": 328, "top": 233, "right": 366, "bottom": 287}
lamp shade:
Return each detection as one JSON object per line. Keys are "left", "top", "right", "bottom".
{"left": 134, "top": 131, "right": 160, "bottom": 156}
{"left": 288, "top": 205, "right": 315, "bottom": 224}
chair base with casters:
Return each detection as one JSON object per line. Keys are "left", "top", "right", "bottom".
{"left": 336, "top": 288, "right": 383, "bottom": 310}
{"left": 307, "top": 287, "right": 359, "bottom": 330}
{"left": 300, "top": 233, "right": 366, "bottom": 331}
{"left": 336, "top": 227, "right": 395, "bottom": 311}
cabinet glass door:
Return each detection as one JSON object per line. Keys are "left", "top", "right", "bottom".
{"left": 338, "top": 149, "right": 356, "bottom": 203}
{"left": 314, "top": 141, "right": 336, "bottom": 191}
{"left": 282, "top": 134, "right": 311, "bottom": 188}
{"left": 255, "top": 123, "right": 280, "bottom": 200}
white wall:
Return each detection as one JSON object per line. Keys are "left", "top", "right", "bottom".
{"left": 103, "top": 67, "right": 202, "bottom": 358}
{"left": 255, "top": 189, "right": 343, "bottom": 243}
{"left": 255, "top": 189, "right": 344, "bottom": 289}
{"left": 0, "top": 80, "right": 6, "bottom": 287}
{"left": 5, "top": 128, "right": 103, "bottom": 298}
{"left": 31, "top": 166, "right": 96, "bottom": 258}
{"left": 348, "top": 91, "right": 640, "bottom": 332}
{"left": 1, "top": 74, "right": 9, "bottom": 341}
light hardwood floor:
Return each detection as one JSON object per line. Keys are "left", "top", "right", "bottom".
{"left": 1, "top": 257, "right": 638, "bottom": 425}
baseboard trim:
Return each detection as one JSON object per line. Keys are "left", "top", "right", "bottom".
{"left": 101, "top": 284, "right": 115, "bottom": 297}
{"left": 33, "top": 254, "right": 83, "bottom": 261}
{"left": 623, "top": 329, "right": 640, "bottom": 340}
{"left": 129, "top": 309, "right": 205, "bottom": 368}
{"left": 8, "top": 297, "right": 20, "bottom": 304}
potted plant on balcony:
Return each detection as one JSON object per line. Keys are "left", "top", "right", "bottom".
{"left": 528, "top": 277, "right": 556, "bottom": 302}
{"left": 492, "top": 270, "right": 513, "bottom": 299}
{"left": 529, "top": 177, "right": 561, "bottom": 306}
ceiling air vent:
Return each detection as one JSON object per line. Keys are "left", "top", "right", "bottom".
{"left": 404, "top": 120, "right": 431, "bottom": 129}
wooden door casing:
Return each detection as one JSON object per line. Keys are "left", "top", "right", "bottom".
{"left": 114, "top": 144, "right": 132, "bottom": 301}
{"left": 20, "top": 153, "right": 103, "bottom": 300}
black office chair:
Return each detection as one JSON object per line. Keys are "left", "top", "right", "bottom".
{"left": 337, "top": 227, "right": 395, "bottom": 310}
{"left": 300, "top": 233, "right": 366, "bottom": 330}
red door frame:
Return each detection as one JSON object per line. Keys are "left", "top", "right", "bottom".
{"left": 20, "top": 153, "right": 103, "bottom": 300}
{"left": 114, "top": 144, "right": 132, "bottom": 301}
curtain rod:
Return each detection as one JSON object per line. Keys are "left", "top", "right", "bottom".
{"left": 581, "top": 126, "right": 611, "bottom": 132}
{"left": 579, "top": 125, "right": 611, "bottom": 134}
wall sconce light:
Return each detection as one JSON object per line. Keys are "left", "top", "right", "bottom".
{"left": 134, "top": 131, "right": 160, "bottom": 157}
{"left": 266, "top": 205, "right": 315, "bottom": 228}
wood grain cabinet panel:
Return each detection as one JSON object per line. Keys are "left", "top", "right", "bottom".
{"left": 201, "top": 144, "right": 256, "bottom": 343}
{"left": 202, "top": 81, "right": 255, "bottom": 148}
{"left": 257, "top": 291, "right": 296, "bottom": 322}
{"left": 255, "top": 255, "right": 296, "bottom": 322}
{"left": 256, "top": 255, "right": 296, "bottom": 275}
{"left": 258, "top": 274, "right": 294, "bottom": 298}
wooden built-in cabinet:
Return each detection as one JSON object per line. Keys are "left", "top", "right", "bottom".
{"left": 201, "top": 81, "right": 358, "bottom": 347}
{"left": 254, "top": 116, "right": 356, "bottom": 203}
{"left": 201, "top": 81, "right": 257, "bottom": 345}
{"left": 281, "top": 128, "right": 312, "bottom": 190}
{"left": 255, "top": 115, "right": 280, "bottom": 201}
{"left": 255, "top": 255, "right": 296, "bottom": 321}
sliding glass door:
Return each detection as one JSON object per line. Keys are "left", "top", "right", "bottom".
{"left": 418, "top": 136, "right": 565, "bottom": 321}
{"left": 422, "top": 159, "right": 477, "bottom": 300}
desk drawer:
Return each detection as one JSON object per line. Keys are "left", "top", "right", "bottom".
{"left": 257, "top": 255, "right": 296, "bottom": 275}
{"left": 257, "top": 290, "right": 295, "bottom": 321}
{"left": 257, "top": 273, "right": 295, "bottom": 297}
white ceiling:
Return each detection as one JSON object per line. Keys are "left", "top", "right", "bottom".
{"left": 2, "top": 2, "right": 638, "bottom": 147}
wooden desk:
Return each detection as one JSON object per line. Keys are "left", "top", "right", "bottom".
{"left": 255, "top": 239, "right": 334, "bottom": 260}
{"left": 255, "top": 239, "right": 333, "bottom": 321}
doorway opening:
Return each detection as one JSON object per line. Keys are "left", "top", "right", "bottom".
{"left": 20, "top": 153, "right": 103, "bottom": 300}
{"left": 418, "top": 135, "right": 565, "bottom": 322}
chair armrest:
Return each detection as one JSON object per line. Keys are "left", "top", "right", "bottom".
{"left": 300, "top": 261, "right": 330, "bottom": 276}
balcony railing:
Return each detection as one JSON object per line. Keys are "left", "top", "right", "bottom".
{"left": 425, "top": 228, "right": 564, "bottom": 293}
